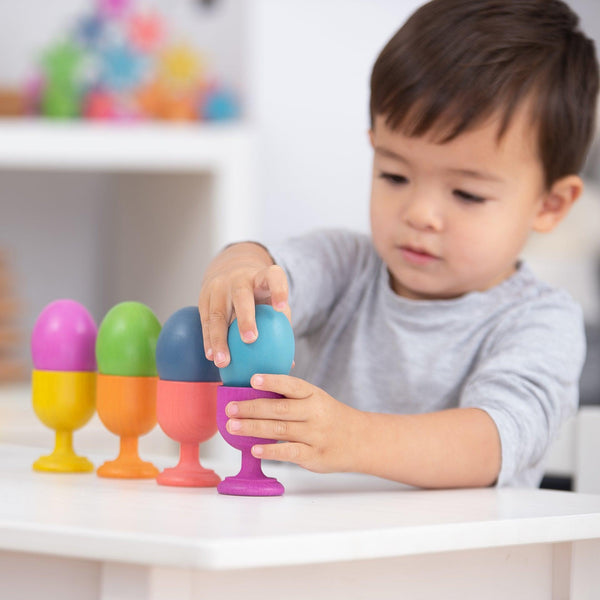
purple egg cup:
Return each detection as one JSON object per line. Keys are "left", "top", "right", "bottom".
{"left": 217, "top": 386, "right": 285, "bottom": 496}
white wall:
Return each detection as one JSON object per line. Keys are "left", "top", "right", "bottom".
{"left": 248, "top": 0, "right": 422, "bottom": 244}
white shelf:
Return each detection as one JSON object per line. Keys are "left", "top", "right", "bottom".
{"left": 0, "top": 118, "right": 254, "bottom": 172}
{"left": 0, "top": 118, "right": 258, "bottom": 328}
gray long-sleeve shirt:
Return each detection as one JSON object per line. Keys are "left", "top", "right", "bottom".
{"left": 269, "top": 229, "right": 586, "bottom": 487}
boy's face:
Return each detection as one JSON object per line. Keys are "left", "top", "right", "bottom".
{"left": 369, "top": 109, "right": 562, "bottom": 300}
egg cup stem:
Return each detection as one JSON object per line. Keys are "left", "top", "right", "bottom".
{"left": 120, "top": 435, "right": 138, "bottom": 460}
{"left": 240, "top": 449, "right": 267, "bottom": 479}
{"left": 33, "top": 430, "right": 94, "bottom": 473}
{"left": 97, "top": 435, "right": 159, "bottom": 479}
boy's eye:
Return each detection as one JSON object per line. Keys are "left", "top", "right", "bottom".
{"left": 454, "top": 189, "right": 486, "bottom": 203}
{"left": 379, "top": 173, "right": 408, "bottom": 185}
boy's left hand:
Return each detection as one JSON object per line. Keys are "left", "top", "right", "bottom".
{"left": 224, "top": 374, "right": 364, "bottom": 473}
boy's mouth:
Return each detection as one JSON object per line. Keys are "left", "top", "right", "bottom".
{"left": 398, "top": 245, "right": 439, "bottom": 265}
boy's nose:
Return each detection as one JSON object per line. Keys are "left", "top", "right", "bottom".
{"left": 402, "top": 191, "right": 443, "bottom": 232}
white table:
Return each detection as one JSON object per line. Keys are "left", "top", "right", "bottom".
{"left": 1, "top": 444, "right": 600, "bottom": 600}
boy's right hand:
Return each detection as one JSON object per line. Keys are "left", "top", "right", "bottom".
{"left": 198, "top": 242, "right": 290, "bottom": 368}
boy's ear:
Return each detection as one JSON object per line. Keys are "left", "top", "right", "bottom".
{"left": 532, "top": 175, "right": 583, "bottom": 233}
{"left": 368, "top": 129, "right": 375, "bottom": 147}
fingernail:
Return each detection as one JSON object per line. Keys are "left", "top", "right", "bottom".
{"left": 216, "top": 352, "right": 227, "bottom": 365}
{"left": 275, "top": 302, "right": 287, "bottom": 311}
{"left": 228, "top": 419, "right": 242, "bottom": 432}
{"left": 252, "top": 445, "right": 263, "bottom": 457}
{"left": 226, "top": 402, "right": 239, "bottom": 416}
{"left": 206, "top": 347, "right": 213, "bottom": 360}
{"left": 243, "top": 330, "right": 257, "bottom": 343}
{"left": 252, "top": 374, "right": 264, "bottom": 386}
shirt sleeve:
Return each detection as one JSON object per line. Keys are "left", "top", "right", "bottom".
{"left": 267, "top": 229, "right": 375, "bottom": 338}
{"left": 460, "top": 290, "right": 586, "bottom": 487}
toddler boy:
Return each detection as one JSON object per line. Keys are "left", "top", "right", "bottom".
{"left": 199, "top": 0, "right": 599, "bottom": 488}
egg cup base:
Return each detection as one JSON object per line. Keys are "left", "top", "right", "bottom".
{"left": 217, "top": 475, "right": 284, "bottom": 496}
{"left": 33, "top": 452, "right": 94, "bottom": 473}
{"left": 97, "top": 456, "right": 159, "bottom": 479}
{"left": 157, "top": 465, "right": 221, "bottom": 487}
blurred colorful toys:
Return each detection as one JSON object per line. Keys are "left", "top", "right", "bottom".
{"left": 33, "top": 0, "right": 240, "bottom": 122}
{"left": 30, "top": 299, "right": 97, "bottom": 473}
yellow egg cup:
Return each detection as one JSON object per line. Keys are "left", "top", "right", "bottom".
{"left": 32, "top": 370, "right": 96, "bottom": 473}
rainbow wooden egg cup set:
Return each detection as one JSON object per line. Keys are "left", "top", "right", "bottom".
{"left": 217, "top": 305, "right": 295, "bottom": 496}
{"left": 155, "top": 306, "right": 221, "bottom": 487}
{"left": 31, "top": 300, "right": 97, "bottom": 473}
{"left": 30, "top": 299, "right": 295, "bottom": 496}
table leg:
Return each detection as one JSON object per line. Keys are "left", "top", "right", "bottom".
{"left": 570, "top": 539, "right": 600, "bottom": 599}
{"left": 100, "top": 562, "right": 195, "bottom": 600}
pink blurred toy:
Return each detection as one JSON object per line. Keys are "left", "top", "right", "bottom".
{"left": 84, "top": 89, "right": 117, "bottom": 120}
{"left": 128, "top": 12, "right": 164, "bottom": 52}
{"left": 98, "top": 0, "right": 131, "bottom": 20}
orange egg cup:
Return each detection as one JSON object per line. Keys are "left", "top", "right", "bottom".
{"left": 96, "top": 373, "right": 159, "bottom": 478}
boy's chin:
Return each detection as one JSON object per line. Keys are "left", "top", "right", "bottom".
{"left": 389, "top": 273, "right": 465, "bottom": 301}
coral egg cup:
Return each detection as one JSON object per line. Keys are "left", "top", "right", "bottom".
{"left": 156, "top": 379, "right": 221, "bottom": 487}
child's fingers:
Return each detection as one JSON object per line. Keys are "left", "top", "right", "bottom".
{"left": 255, "top": 265, "right": 290, "bottom": 317}
{"left": 205, "top": 289, "right": 233, "bottom": 367}
{"left": 225, "top": 395, "right": 305, "bottom": 421}
{"left": 226, "top": 415, "right": 305, "bottom": 442}
{"left": 251, "top": 441, "right": 309, "bottom": 465}
{"left": 231, "top": 283, "right": 258, "bottom": 344}
{"left": 251, "top": 374, "right": 309, "bottom": 399}
{"left": 197, "top": 299, "right": 213, "bottom": 360}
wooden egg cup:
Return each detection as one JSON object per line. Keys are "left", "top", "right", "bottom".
{"left": 216, "top": 386, "right": 284, "bottom": 496}
{"left": 156, "top": 379, "right": 221, "bottom": 487}
{"left": 96, "top": 373, "right": 159, "bottom": 478}
{"left": 31, "top": 370, "right": 96, "bottom": 473}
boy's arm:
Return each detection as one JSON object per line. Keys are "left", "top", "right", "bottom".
{"left": 359, "top": 407, "right": 501, "bottom": 488}
{"left": 198, "top": 242, "right": 290, "bottom": 367}
{"left": 225, "top": 373, "right": 501, "bottom": 488}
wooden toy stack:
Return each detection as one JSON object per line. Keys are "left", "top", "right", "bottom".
{"left": 0, "top": 249, "right": 26, "bottom": 383}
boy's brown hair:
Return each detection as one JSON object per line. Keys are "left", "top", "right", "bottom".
{"left": 370, "top": 0, "right": 599, "bottom": 188}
